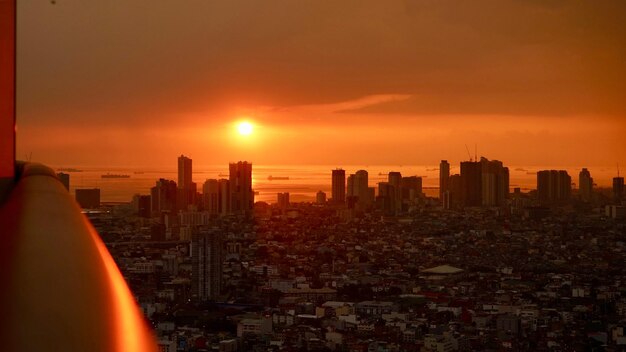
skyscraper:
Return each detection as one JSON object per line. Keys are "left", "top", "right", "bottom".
{"left": 151, "top": 178, "right": 178, "bottom": 214}
{"left": 537, "top": 170, "right": 571, "bottom": 203}
{"left": 579, "top": 168, "right": 593, "bottom": 202}
{"left": 229, "top": 161, "right": 253, "bottom": 215}
{"left": 331, "top": 169, "right": 345, "bottom": 204}
{"left": 354, "top": 170, "right": 370, "bottom": 204}
{"left": 178, "top": 155, "right": 194, "bottom": 210}
{"left": 193, "top": 228, "right": 223, "bottom": 301}
{"left": 202, "top": 179, "right": 220, "bottom": 215}
{"left": 439, "top": 160, "right": 450, "bottom": 205}
{"left": 388, "top": 172, "right": 402, "bottom": 212}
{"left": 480, "top": 157, "right": 509, "bottom": 207}
{"left": 460, "top": 161, "right": 482, "bottom": 207}
{"left": 277, "top": 192, "right": 290, "bottom": 209}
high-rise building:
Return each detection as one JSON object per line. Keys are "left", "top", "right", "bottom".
{"left": 346, "top": 174, "right": 355, "bottom": 198}
{"left": 202, "top": 179, "right": 220, "bottom": 215}
{"left": 151, "top": 178, "right": 178, "bottom": 214}
{"left": 229, "top": 161, "right": 253, "bottom": 215}
{"left": 277, "top": 192, "right": 289, "bottom": 209}
{"left": 57, "top": 172, "right": 70, "bottom": 191}
{"left": 401, "top": 176, "right": 422, "bottom": 201}
{"left": 613, "top": 176, "right": 624, "bottom": 203}
{"left": 354, "top": 170, "right": 370, "bottom": 204}
{"left": 388, "top": 172, "right": 402, "bottom": 212}
{"left": 376, "top": 182, "right": 396, "bottom": 214}
{"left": 537, "top": 170, "right": 571, "bottom": 203}
{"left": 193, "top": 228, "right": 223, "bottom": 301}
{"left": 480, "top": 157, "right": 509, "bottom": 207}
{"left": 579, "top": 168, "right": 593, "bottom": 202}
{"left": 460, "top": 161, "right": 482, "bottom": 207}
{"left": 316, "top": 190, "right": 327, "bottom": 204}
{"left": 75, "top": 188, "right": 100, "bottom": 208}
{"left": 447, "top": 174, "right": 462, "bottom": 209}
{"left": 218, "top": 179, "right": 231, "bottom": 215}
{"left": 178, "top": 155, "right": 195, "bottom": 210}
{"left": 331, "top": 169, "right": 346, "bottom": 204}
{"left": 439, "top": 160, "right": 450, "bottom": 205}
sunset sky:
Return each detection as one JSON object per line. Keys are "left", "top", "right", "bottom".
{"left": 16, "top": 0, "right": 626, "bottom": 168}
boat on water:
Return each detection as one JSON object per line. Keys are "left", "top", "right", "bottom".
{"left": 57, "top": 167, "right": 83, "bottom": 172}
{"left": 101, "top": 173, "right": 131, "bottom": 179}
{"left": 133, "top": 171, "right": 144, "bottom": 174}
{"left": 267, "top": 175, "right": 289, "bottom": 181}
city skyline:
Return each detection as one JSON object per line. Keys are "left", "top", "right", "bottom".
{"left": 14, "top": 1, "right": 626, "bottom": 168}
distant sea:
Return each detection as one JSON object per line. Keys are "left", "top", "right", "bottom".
{"left": 56, "top": 164, "right": 619, "bottom": 203}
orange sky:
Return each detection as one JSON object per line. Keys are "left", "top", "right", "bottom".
{"left": 15, "top": 1, "right": 626, "bottom": 168}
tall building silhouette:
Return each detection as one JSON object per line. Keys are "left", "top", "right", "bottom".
{"left": 578, "top": 168, "right": 593, "bottom": 202}
{"left": 401, "top": 176, "right": 422, "bottom": 202}
{"left": 177, "top": 155, "right": 195, "bottom": 210}
{"left": 229, "top": 161, "right": 253, "bottom": 215}
{"left": 439, "top": 160, "right": 450, "bottom": 205}
{"left": 614, "top": 176, "right": 624, "bottom": 203}
{"left": 202, "top": 179, "right": 220, "bottom": 215}
{"left": 537, "top": 170, "right": 571, "bottom": 203}
{"left": 193, "top": 228, "right": 223, "bottom": 301}
{"left": 388, "top": 172, "right": 402, "bottom": 212}
{"left": 151, "top": 178, "right": 178, "bottom": 215}
{"left": 218, "top": 179, "right": 231, "bottom": 215}
{"left": 480, "top": 157, "right": 509, "bottom": 207}
{"left": 316, "top": 190, "right": 326, "bottom": 204}
{"left": 331, "top": 169, "right": 345, "bottom": 204}
{"left": 460, "top": 161, "right": 482, "bottom": 207}
{"left": 75, "top": 188, "right": 100, "bottom": 208}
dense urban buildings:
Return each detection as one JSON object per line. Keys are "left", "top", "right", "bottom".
{"left": 58, "top": 155, "right": 626, "bottom": 351}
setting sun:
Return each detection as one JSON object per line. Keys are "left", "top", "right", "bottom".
{"left": 237, "top": 121, "right": 254, "bottom": 136}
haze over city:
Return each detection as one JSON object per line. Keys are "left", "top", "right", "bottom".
{"left": 15, "top": 1, "right": 626, "bottom": 167}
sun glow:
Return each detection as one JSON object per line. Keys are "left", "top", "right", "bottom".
{"left": 237, "top": 121, "right": 254, "bottom": 136}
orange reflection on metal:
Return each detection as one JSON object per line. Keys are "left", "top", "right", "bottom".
{"left": 90, "top": 225, "right": 158, "bottom": 352}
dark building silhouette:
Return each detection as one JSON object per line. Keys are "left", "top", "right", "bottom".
{"left": 579, "top": 168, "right": 593, "bottom": 202}
{"left": 331, "top": 169, "right": 345, "bottom": 204}
{"left": 277, "top": 192, "right": 289, "bottom": 209}
{"left": 57, "top": 172, "right": 70, "bottom": 191}
{"left": 137, "top": 195, "right": 151, "bottom": 218}
{"left": 480, "top": 157, "right": 509, "bottom": 207}
{"left": 151, "top": 178, "right": 178, "bottom": 215}
{"left": 193, "top": 228, "right": 223, "bottom": 301}
{"left": 388, "top": 172, "right": 402, "bottom": 212}
{"left": 614, "top": 176, "right": 624, "bottom": 203}
{"left": 447, "top": 174, "right": 462, "bottom": 208}
{"left": 439, "top": 160, "right": 450, "bottom": 205}
{"left": 75, "top": 188, "right": 100, "bottom": 208}
{"left": 376, "top": 182, "right": 396, "bottom": 215}
{"left": 460, "top": 161, "right": 482, "bottom": 207}
{"left": 202, "top": 179, "right": 220, "bottom": 215}
{"left": 177, "top": 155, "right": 195, "bottom": 210}
{"left": 229, "top": 161, "right": 253, "bottom": 215}
{"left": 537, "top": 170, "right": 571, "bottom": 203}
{"left": 401, "top": 176, "right": 422, "bottom": 202}
{"left": 316, "top": 190, "right": 326, "bottom": 204}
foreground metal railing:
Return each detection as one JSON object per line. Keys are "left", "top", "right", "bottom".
{"left": 0, "top": 162, "right": 158, "bottom": 351}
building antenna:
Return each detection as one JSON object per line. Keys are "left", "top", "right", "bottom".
{"left": 465, "top": 144, "right": 472, "bottom": 162}
{"left": 475, "top": 143, "right": 477, "bottom": 162}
